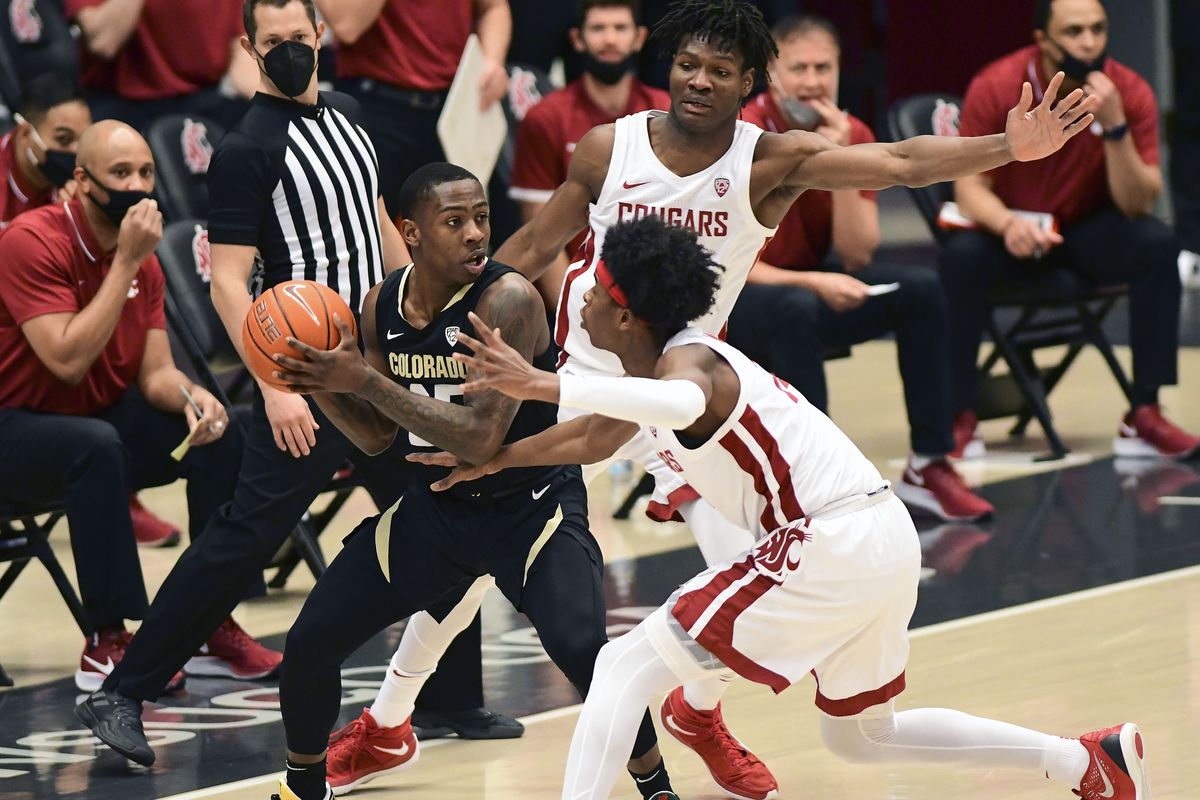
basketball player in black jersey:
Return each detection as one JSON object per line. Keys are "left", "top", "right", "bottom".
{"left": 266, "top": 163, "right": 674, "bottom": 800}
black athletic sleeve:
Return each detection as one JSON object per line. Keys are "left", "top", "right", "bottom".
{"left": 207, "top": 131, "right": 273, "bottom": 247}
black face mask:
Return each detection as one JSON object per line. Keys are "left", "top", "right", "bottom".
{"left": 256, "top": 40, "right": 316, "bottom": 98}
{"left": 581, "top": 51, "right": 637, "bottom": 86}
{"left": 38, "top": 150, "right": 76, "bottom": 188}
{"left": 1048, "top": 36, "right": 1107, "bottom": 82}
{"left": 83, "top": 168, "right": 153, "bottom": 226}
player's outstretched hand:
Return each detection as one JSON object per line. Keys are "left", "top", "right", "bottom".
{"left": 407, "top": 449, "right": 505, "bottom": 491}
{"left": 273, "top": 315, "right": 370, "bottom": 394}
{"left": 1005, "top": 71, "right": 1096, "bottom": 162}
{"left": 455, "top": 311, "right": 560, "bottom": 403}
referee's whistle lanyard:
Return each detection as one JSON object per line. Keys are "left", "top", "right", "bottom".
{"left": 254, "top": 41, "right": 317, "bottom": 98}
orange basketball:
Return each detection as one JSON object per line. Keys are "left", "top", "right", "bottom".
{"left": 241, "top": 280, "right": 357, "bottom": 390}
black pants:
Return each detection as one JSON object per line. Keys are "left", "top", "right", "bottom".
{"left": 726, "top": 262, "right": 955, "bottom": 455}
{"left": 0, "top": 388, "right": 243, "bottom": 631}
{"left": 336, "top": 79, "right": 446, "bottom": 222}
{"left": 280, "top": 469, "right": 659, "bottom": 761}
{"left": 938, "top": 208, "right": 1182, "bottom": 413}
{"left": 86, "top": 87, "right": 250, "bottom": 134}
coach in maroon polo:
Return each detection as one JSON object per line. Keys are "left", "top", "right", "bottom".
{"left": 0, "top": 120, "right": 241, "bottom": 688}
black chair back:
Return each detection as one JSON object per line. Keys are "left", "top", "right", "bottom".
{"left": 886, "top": 93, "right": 964, "bottom": 243}
{"left": 146, "top": 114, "right": 225, "bottom": 222}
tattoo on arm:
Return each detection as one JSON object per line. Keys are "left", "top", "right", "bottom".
{"left": 314, "top": 391, "right": 398, "bottom": 455}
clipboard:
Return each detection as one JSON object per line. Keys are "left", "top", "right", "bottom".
{"left": 437, "top": 34, "right": 509, "bottom": 187}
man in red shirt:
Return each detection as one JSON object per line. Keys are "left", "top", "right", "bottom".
{"left": 318, "top": 0, "right": 511, "bottom": 222}
{"left": 509, "top": 0, "right": 669, "bottom": 306}
{"left": 65, "top": 0, "right": 259, "bottom": 130}
{"left": 729, "top": 15, "right": 992, "bottom": 523}
{"left": 0, "top": 120, "right": 254, "bottom": 690}
{"left": 943, "top": 0, "right": 1197, "bottom": 460}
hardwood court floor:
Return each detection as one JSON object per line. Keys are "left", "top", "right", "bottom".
{"left": 163, "top": 566, "right": 1200, "bottom": 800}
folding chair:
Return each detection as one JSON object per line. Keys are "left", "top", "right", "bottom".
{"left": 145, "top": 114, "right": 225, "bottom": 222}
{"left": 887, "top": 93, "right": 1132, "bottom": 459}
{"left": 156, "top": 219, "right": 357, "bottom": 586}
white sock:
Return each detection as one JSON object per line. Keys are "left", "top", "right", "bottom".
{"left": 369, "top": 576, "right": 493, "bottom": 727}
{"left": 910, "top": 453, "right": 937, "bottom": 470}
{"left": 681, "top": 672, "right": 731, "bottom": 711}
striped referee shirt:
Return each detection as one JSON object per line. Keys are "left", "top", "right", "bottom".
{"left": 207, "top": 92, "right": 383, "bottom": 314}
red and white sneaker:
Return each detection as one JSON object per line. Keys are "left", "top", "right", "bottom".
{"left": 327, "top": 708, "right": 419, "bottom": 795}
{"left": 1074, "top": 723, "right": 1149, "bottom": 800}
{"left": 129, "top": 494, "right": 181, "bottom": 548}
{"left": 895, "top": 459, "right": 994, "bottom": 522}
{"left": 660, "top": 686, "right": 777, "bottom": 800}
{"left": 950, "top": 409, "right": 986, "bottom": 460}
{"left": 1114, "top": 404, "right": 1200, "bottom": 460}
{"left": 185, "top": 617, "right": 282, "bottom": 679}
{"left": 76, "top": 627, "right": 186, "bottom": 693}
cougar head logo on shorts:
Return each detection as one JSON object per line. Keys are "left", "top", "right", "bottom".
{"left": 181, "top": 118, "right": 214, "bottom": 175}
{"left": 751, "top": 522, "right": 811, "bottom": 583}
{"left": 713, "top": 177, "right": 731, "bottom": 197}
{"left": 10, "top": 0, "right": 43, "bottom": 43}
{"left": 445, "top": 326, "right": 460, "bottom": 346}
{"left": 192, "top": 225, "right": 212, "bottom": 283}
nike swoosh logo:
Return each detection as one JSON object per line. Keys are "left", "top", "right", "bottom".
{"left": 1096, "top": 755, "right": 1115, "bottom": 798}
{"left": 386, "top": 330, "right": 404, "bottom": 339}
{"left": 375, "top": 743, "right": 411, "bottom": 757}
{"left": 82, "top": 655, "right": 115, "bottom": 674}
{"left": 663, "top": 714, "right": 697, "bottom": 738}
{"left": 635, "top": 770, "right": 661, "bottom": 784}
{"left": 623, "top": 180, "right": 650, "bottom": 189}
{"left": 531, "top": 484, "right": 551, "bottom": 500}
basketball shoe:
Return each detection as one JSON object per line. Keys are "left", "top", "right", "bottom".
{"left": 1073, "top": 723, "right": 1149, "bottom": 800}
{"left": 272, "top": 778, "right": 332, "bottom": 800}
{"left": 896, "top": 459, "right": 994, "bottom": 522}
{"left": 326, "top": 708, "right": 418, "bottom": 795}
{"left": 76, "top": 627, "right": 186, "bottom": 693}
{"left": 949, "top": 409, "right": 986, "bottom": 459}
{"left": 1114, "top": 404, "right": 1200, "bottom": 460}
{"left": 129, "top": 494, "right": 181, "bottom": 547}
{"left": 185, "top": 617, "right": 282, "bottom": 679}
{"left": 660, "top": 686, "right": 778, "bottom": 800}
{"left": 75, "top": 688, "right": 156, "bottom": 766}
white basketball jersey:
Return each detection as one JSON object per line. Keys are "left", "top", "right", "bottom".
{"left": 556, "top": 110, "right": 777, "bottom": 374}
{"left": 645, "top": 329, "right": 884, "bottom": 538}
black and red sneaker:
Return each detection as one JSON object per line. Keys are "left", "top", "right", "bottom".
{"left": 896, "top": 459, "right": 994, "bottom": 522}
{"left": 1074, "top": 723, "right": 1149, "bottom": 800}
{"left": 186, "top": 617, "right": 282, "bottom": 680}
{"left": 77, "top": 627, "right": 185, "bottom": 693}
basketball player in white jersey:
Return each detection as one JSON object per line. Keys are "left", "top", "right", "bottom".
{"left": 417, "top": 215, "right": 1149, "bottom": 800}
{"left": 493, "top": 0, "right": 1097, "bottom": 793}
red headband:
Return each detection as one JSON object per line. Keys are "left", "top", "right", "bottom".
{"left": 594, "top": 259, "right": 631, "bottom": 309}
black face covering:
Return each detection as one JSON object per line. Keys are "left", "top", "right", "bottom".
{"left": 83, "top": 168, "right": 152, "bottom": 226}
{"left": 38, "top": 150, "right": 76, "bottom": 188}
{"left": 581, "top": 51, "right": 637, "bottom": 86}
{"left": 1048, "top": 36, "right": 1107, "bottom": 81}
{"left": 257, "top": 40, "right": 316, "bottom": 97}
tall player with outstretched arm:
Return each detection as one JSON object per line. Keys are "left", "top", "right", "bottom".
{"left": 495, "top": 1, "right": 1097, "bottom": 796}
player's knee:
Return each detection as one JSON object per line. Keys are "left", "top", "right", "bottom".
{"left": 819, "top": 714, "right": 889, "bottom": 764}
{"left": 547, "top": 631, "right": 604, "bottom": 693}
{"left": 897, "top": 266, "right": 945, "bottom": 309}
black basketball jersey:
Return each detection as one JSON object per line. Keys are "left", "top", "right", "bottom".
{"left": 374, "top": 260, "right": 560, "bottom": 495}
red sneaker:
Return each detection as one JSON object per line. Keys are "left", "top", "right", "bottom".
{"left": 1074, "top": 723, "right": 1149, "bottom": 800}
{"left": 1114, "top": 405, "right": 1200, "bottom": 460}
{"left": 77, "top": 626, "right": 186, "bottom": 693}
{"left": 185, "top": 617, "right": 282, "bottom": 680}
{"left": 659, "top": 686, "right": 777, "bottom": 800}
{"left": 949, "top": 409, "right": 986, "bottom": 460}
{"left": 895, "top": 459, "right": 994, "bottom": 522}
{"left": 129, "top": 495, "right": 181, "bottom": 548}
{"left": 327, "top": 708, "right": 419, "bottom": 795}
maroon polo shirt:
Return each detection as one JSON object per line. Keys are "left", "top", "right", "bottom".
{"left": 959, "top": 45, "right": 1159, "bottom": 225}
{"left": 336, "top": 0, "right": 473, "bottom": 91}
{"left": 742, "top": 92, "right": 877, "bottom": 269}
{"left": 0, "top": 132, "right": 53, "bottom": 229}
{"left": 67, "top": 0, "right": 243, "bottom": 100}
{"left": 0, "top": 199, "right": 166, "bottom": 415}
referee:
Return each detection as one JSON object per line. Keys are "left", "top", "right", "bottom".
{"left": 76, "top": 0, "right": 411, "bottom": 766}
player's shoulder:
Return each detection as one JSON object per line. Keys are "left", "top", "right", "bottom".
{"left": 480, "top": 262, "right": 541, "bottom": 305}
{"left": 754, "top": 127, "right": 834, "bottom": 162}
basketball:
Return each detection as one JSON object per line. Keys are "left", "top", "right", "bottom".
{"left": 241, "top": 280, "right": 357, "bottom": 390}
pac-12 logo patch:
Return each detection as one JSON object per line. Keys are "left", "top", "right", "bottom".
{"left": 714, "top": 177, "right": 731, "bottom": 197}
{"left": 445, "top": 326, "right": 460, "bottom": 346}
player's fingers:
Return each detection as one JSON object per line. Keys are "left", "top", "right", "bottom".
{"left": 280, "top": 426, "right": 302, "bottom": 458}
{"left": 453, "top": 352, "right": 482, "bottom": 371}
{"left": 332, "top": 314, "right": 356, "bottom": 345}
{"left": 455, "top": 330, "right": 484, "bottom": 352}
{"left": 1017, "top": 81, "right": 1033, "bottom": 113}
{"left": 284, "top": 337, "right": 319, "bottom": 358}
{"left": 272, "top": 353, "right": 310, "bottom": 372}
{"left": 1043, "top": 73, "right": 1064, "bottom": 107}
{"left": 1063, "top": 112, "right": 1095, "bottom": 137}
{"left": 1055, "top": 87, "right": 1086, "bottom": 117}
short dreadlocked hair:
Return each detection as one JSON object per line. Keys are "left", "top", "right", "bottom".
{"left": 651, "top": 0, "right": 777, "bottom": 96}
{"left": 600, "top": 216, "right": 724, "bottom": 343}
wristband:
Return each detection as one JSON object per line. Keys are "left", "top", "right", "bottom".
{"left": 1102, "top": 123, "right": 1129, "bottom": 141}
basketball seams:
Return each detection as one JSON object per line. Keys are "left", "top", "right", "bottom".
{"left": 270, "top": 285, "right": 302, "bottom": 342}
{"left": 312, "top": 284, "right": 332, "bottom": 350}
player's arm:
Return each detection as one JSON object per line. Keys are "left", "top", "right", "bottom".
{"left": 493, "top": 125, "right": 613, "bottom": 282}
{"left": 307, "top": 282, "right": 401, "bottom": 455}
{"left": 313, "top": 0, "right": 387, "bottom": 45}
{"left": 778, "top": 74, "right": 1094, "bottom": 194}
